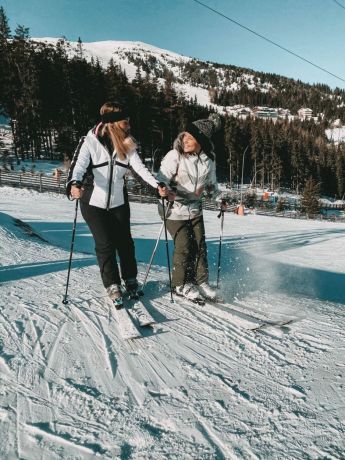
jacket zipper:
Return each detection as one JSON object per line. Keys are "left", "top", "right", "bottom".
{"left": 187, "top": 155, "right": 200, "bottom": 220}
{"left": 106, "top": 153, "right": 115, "bottom": 210}
{"left": 194, "top": 155, "right": 200, "bottom": 194}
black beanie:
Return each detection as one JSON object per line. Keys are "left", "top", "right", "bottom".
{"left": 185, "top": 113, "right": 221, "bottom": 154}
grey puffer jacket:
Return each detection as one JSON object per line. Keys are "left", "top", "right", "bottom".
{"left": 156, "top": 148, "right": 221, "bottom": 220}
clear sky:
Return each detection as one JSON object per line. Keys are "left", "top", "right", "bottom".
{"left": 2, "top": 0, "right": 345, "bottom": 89}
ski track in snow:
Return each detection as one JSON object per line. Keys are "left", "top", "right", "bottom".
{"left": 0, "top": 188, "right": 345, "bottom": 459}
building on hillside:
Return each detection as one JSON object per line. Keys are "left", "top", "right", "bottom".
{"left": 236, "top": 107, "right": 252, "bottom": 120}
{"left": 252, "top": 107, "right": 278, "bottom": 120}
{"left": 298, "top": 107, "right": 313, "bottom": 120}
{"left": 224, "top": 105, "right": 253, "bottom": 119}
{"left": 277, "top": 108, "right": 292, "bottom": 119}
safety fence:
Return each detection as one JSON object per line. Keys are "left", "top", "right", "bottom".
{"left": 0, "top": 169, "right": 221, "bottom": 211}
{"left": 255, "top": 209, "right": 345, "bottom": 222}
{"left": 2, "top": 170, "right": 342, "bottom": 220}
{"left": 0, "top": 169, "right": 68, "bottom": 194}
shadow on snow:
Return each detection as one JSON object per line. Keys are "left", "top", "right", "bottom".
{"left": 2, "top": 212, "right": 345, "bottom": 306}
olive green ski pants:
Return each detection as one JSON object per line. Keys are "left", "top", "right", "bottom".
{"left": 166, "top": 215, "right": 209, "bottom": 288}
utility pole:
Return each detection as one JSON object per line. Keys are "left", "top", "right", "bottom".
{"left": 229, "top": 147, "right": 232, "bottom": 188}
{"left": 238, "top": 146, "right": 249, "bottom": 216}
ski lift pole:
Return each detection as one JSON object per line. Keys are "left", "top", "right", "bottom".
{"left": 62, "top": 199, "right": 79, "bottom": 304}
{"left": 216, "top": 203, "right": 225, "bottom": 289}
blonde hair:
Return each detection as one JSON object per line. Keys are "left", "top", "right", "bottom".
{"left": 99, "top": 102, "right": 136, "bottom": 160}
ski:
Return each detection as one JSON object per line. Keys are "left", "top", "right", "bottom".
{"left": 121, "top": 284, "right": 157, "bottom": 327}
{"left": 250, "top": 319, "right": 294, "bottom": 332}
{"left": 205, "top": 299, "right": 295, "bottom": 332}
{"left": 194, "top": 299, "right": 260, "bottom": 330}
{"left": 128, "top": 298, "right": 156, "bottom": 327}
{"left": 174, "top": 292, "right": 205, "bottom": 306}
{"left": 109, "top": 301, "right": 142, "bottom": 340}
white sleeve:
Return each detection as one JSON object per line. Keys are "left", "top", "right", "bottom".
{"left": 128, "top": 150, "right": 158, "bottom": 189}
{"left": 155, "top": 150, "right": 179, "bottom": 186}
{"left": 68, "top": 141, "right": 92, "bottom": 184}
{"left": 206, "top": 159, "right": 224, "bottom": 202}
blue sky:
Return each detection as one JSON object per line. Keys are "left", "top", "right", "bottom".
{"left": 2, "top": 0, "right": 345, "bottom": 89}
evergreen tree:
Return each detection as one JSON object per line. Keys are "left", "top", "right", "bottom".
{"left": 15, "top": 25, "right": 41, "bottom": 159}
{"left": 249, "top": 120, "right": 262, "bottom": 188}
{"left": 335, "top": 145, "right": 345, "bottom": 198}
{"left": 276, "top": 197, "right": 287, "bottom": 213}
{"left": 0, "top": 6, "right": 10, "bottom": 43}
{"left": 0, "top": 6, "right": 11, "bottom": 116}
{"left": 300, "top": 178, "right": 320, "bottom": 217}
{"left": 223, "top": 116, "right": 239, "bottom": 186}
{"left": 76, "top": 36, "right": 83, "bottom": 60}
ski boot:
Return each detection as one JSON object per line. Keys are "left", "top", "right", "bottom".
{"left": 124, "top": 278, "right": 139, "bottom": 300}
{"left": 175, "top": 283, "right": 205, "bottom": 305}
{"left": 198, "top": 282, "right": 218, "bottom": 301}
{"left": 106, "top": 284, "right": 123, "bottom": 309}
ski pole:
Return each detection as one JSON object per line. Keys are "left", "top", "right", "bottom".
{"left": 216, "top": 203, "right": 225, "bottom": 289}
{"left": 139, "top": 201, "right": 172, "bottom": 296}
{"left": 62, "top": 199, "right": 79, "bottom": 304}
{"left": 161, "top": 197, "right": 174, "bottom": 302}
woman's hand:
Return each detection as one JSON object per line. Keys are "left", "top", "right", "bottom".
{"left": 71, "top": 184, "right": 84, "bottom": 199}
{"left": 158, "top": 184, "right": 176, "bottom": 201}
{"left": 157, "top": 183, "right": 169, "bottom": 197}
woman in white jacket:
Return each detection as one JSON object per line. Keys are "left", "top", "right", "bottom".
{"left": 67, "top": 101, "right": 165, "bottom": 305}
{"left": 157, "top": 114, "right": 225, "bottom": 303}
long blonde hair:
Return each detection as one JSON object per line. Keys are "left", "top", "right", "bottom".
{"left": 99, "top": 102, "right": 136, "bottom": 160}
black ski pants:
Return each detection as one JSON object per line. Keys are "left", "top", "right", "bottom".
{"left": 166, "top": 215, "right": 209, "bottom": 288}
{"left": 80, "top": 201, "right": 137, "bottom": 288}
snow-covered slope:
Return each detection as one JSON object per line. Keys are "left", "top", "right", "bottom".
{"left": 29, "top": 38, "right": 345, "bottom": 133}
{"left": 0, "top": 187, "right": 345, "bottom": 459}
{"left": 31, "top": 38, "right": 269, "bottom": 112}
{"left": 34, "top": 38, "right": 191, "bottom": 86}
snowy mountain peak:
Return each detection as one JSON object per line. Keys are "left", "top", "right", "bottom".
{"left": 30, "top": 37, "right": 345, "bottom": 124}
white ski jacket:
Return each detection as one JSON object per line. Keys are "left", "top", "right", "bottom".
{"left": 156, "top": 149, "right": 221, "bottom": 220}
{"left": 67, "top": 129, "right": 158, "bottom": 209}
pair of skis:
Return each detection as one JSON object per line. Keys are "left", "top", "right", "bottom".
{"left": 183, "top": 295, "right": 295, "bottom": 332}
{"left": 111, "top": 295, "right": 156, "bottom": 340}
{"left": 111, "top": 289, "right": 295, "bottom": 339}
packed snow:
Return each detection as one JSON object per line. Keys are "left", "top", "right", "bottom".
{"left": 0, "top": 186, "right": 344, "bottom": 459}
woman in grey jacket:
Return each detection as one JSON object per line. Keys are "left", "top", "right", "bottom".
{"left": 67, "top": 101, "right": 166, "bottom": 305}
{"left": 157, "top": 114, "right": 225, "bottom": 302}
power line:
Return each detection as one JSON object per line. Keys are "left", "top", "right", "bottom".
{"left": 333, "top": 0, "right": 345, "bottom": 11}
{"left": 191, "top": 0, "right": 345, "bottom": 85}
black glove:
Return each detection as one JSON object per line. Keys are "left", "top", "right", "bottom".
{"left": 66, "top": 180, "right": 83, "bottom": 199}
{"left": 157, "top": 182, "right": 171, "bottom": 200}
{"left": 70, "top": 180, "right": 83, "bottom": 189}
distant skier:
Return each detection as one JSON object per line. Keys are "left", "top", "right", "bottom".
{"left": 66, "top": 101, "right": 166, "bottom": 305}
{"left": 157, "top": 114, "right": 227, "bottom": 303}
